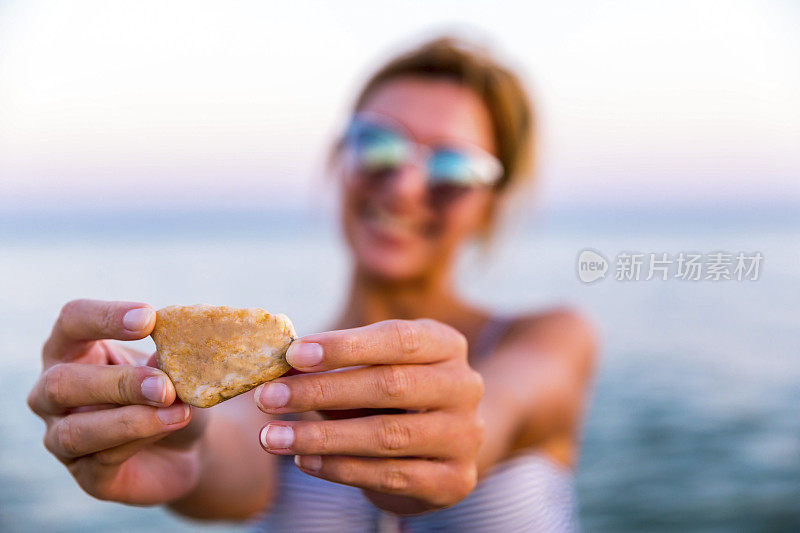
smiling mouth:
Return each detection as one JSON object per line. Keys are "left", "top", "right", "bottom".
{"left": 359, "top": 204, "right": 429, "bottom": 240}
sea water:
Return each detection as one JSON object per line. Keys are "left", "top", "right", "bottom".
{"left": 1, "top": 208, "right": 797, "bottom": 532}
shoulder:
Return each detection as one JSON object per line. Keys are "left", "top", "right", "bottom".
{"left": 504, "top": 307, "right": 597, "bottom": 375}
{"left": 511, "top": 307, "right": 596, "bottom": 346}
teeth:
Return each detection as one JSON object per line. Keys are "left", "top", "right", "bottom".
{"left": 363, "top": 206, "right": 419, "bottom": 234}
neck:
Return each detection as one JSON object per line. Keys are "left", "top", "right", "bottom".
{"left": 336, "top": 263, "right": 475, "bottom": 329}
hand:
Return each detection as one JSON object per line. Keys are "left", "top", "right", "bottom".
{"left": 27, "top": 299, "right": 207, "bottom": 505}
{"left": 254, "top": 319, "right": 485, "bottom": 514}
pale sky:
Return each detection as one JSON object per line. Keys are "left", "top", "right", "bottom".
{"left": 0, "top": 0, "right": 798, "bottom": 214}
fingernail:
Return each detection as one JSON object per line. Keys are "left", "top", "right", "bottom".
{"left": 256, "top": 383, "right": 290, "bottom": 410}
{"left": 286, "top": 342, "right": 323, "bottom": 368}
{"left": 295, "top": 454, "right": 322, "bottom": 473}
{"left": 123, "top": 308, "right": 154, "bottom": 331}
{"left": 260, "top": 424, "right": 294, "bottom": 450}
{"left": 157, "top": 404, "right": 190, "bottom": 425}
{"left": 141, "top": 375, "right": 166, "bottom": 404}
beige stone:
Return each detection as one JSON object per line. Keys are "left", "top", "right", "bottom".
{"left": 151, "top": 304, "right": 296, "bottom": 408}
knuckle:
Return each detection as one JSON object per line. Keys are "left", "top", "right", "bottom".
{"left": 59, "top": 299, "right": 82, "bottom": 323}
{"left": 457, "top": 464, "right": 478, "bottom": 498}
{"left": 464, "top": 417, "right": 484, "bottom": 455}
{"left": 98, "top": 303, "right": 118, "bottom": 334}
{"left": 451, "top": 329, "right": 469, "bottom": 359}
{"left": 393, "top": 320, "right": 421, "bottom": 356}
{"left": 313, "top": 423, "right": 335, "bottom": 453}
{"left": 56, "top": 418, "right": 81, "bottom": 456}
{"left": 376, "top": 417, "right": 411, "bottom": 452}
{"left": 465, "top": 465, "right": 478, "bottom": 492}
{"left": 28, "top": 376, "right": 49, "bottom": 414}
{"left": 42, "top": 433, "right": 56, "bottom": 455}
{"left": 429, "top": 493, "right": 454, "bottom": 508}
{"left": 310, "top": 378, "right": 332, "bottom": 407}
{"left": 465, "top": 368, "right": 485, "bottom": 404}
{"left": 113, "top": 369, "right": 134, "bottom": 404}
{"left": 448, "top": 413, "right": 484, "bottom": 457}
{"left": 41, "top": 336, "right": 54, "bottom": 361}
{"left": 57, "top": 299, "right": 87, "bottom": 334}
{"left": 427, "top": 319, "right": 467, "bottom": 359}
{"left": 431, "top": 463, "right": 476, "bottom": 507}
{"left": 379, "top": 365, "right": 413, "bottom": 399}
{"left": 379, "top": 465, "right": 410, "bottom": 493}
{"left": 335, "top": 459, "right": 359, "bottom": 485}
{"left": 116, "top": 411, "right": 142, "bottom": 439}
{"left": 25, "top": 388, "right": 37, "bottom": 413}
{"left": 43, "top": 365, "right": 65, "bottom": 406}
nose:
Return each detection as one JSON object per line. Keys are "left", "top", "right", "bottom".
{"left": 379, "top": 163, "right": 428, "bottom": 208}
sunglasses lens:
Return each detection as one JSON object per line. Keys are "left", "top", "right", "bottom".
{"left": 347, "top": 121, "right": 409, "bottom": 174}
{"left": 344, "top": 116, "right": 504, "bottom": 205}
{"left": 428, "top": 149, "right": 478, "bottom": 186}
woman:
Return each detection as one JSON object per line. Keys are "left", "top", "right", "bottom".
{"left": 27, "top": 38, "right": 595, "bottom": 531}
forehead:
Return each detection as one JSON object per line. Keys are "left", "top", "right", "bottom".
{"left": 358, "top": 77, "right": 496, "bottom": 153}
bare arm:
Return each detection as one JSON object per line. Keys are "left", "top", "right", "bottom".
{"left": 473, "top": 309, "right": 597, "bottom": 474}
{"left": 167, "top": 390, "right": 277, "bottom": 520}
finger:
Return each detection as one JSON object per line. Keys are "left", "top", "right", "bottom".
{"left": 255, "top": 365, "right": 483, "bottom": 413}
{"left": 43, "top": 299, "right": 156, "bottom": 364}
{"left": 145, "top": 352, "right": 158, "bottom": 368}
{"left": 44, "top": 403, "right": 191, "bottom": 461}
{"left": 92, "top": 434, "right": 168, "bottom": 466}
{"left": 259, "top": 413, "right": 477, "bottom": 459}
{"left": 286, "top": 319, "right": 467, "bottom": 372}
{"left": 293, "top": 455, "right": 475, "bottom": 507}
{"left": 28, "top": 363, "right": 175, "bottom": 416}
{"left": 94, "top": 401, "right": 206, "bottom": 465}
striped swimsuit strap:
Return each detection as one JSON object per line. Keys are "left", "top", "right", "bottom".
{"left": 255, "top": 453, "right": 576, "bottom": 532}
{"left": 469, "top": 314, "right": 514, "bottom": 362}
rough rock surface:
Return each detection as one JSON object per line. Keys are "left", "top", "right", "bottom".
{"left": 151, "top": 304, "right": 296, "bottom": 407}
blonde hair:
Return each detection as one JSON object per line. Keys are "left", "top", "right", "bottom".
{"left": 353, "top": 36, "right": 535, "bottom": 193}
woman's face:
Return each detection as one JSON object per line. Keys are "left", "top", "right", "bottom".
{"left": 339, "top": 77, "right": 498, "bottom": 282}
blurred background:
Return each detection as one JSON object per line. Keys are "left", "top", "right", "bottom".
{"left": 0, "top": 1, "right": 798, "bottom": 531}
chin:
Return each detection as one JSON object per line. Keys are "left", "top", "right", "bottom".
{"left": 355, "top": 246, "right": 427, "bottom": 282}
